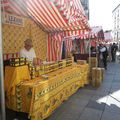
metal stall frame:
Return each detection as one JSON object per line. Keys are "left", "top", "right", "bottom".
{"left": 88, "top": 33, "right": 91, "bottom": 67}
{"left": 0, "top": 2, "right": 6, "bottom": 120}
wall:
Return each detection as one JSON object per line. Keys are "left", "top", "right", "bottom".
{"left": 3, "top": 16, "right": 47, "bottom": 60}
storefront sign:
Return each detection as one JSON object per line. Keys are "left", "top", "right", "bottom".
{"left": 3, "top": 13, "right": 24, "bottom": 27}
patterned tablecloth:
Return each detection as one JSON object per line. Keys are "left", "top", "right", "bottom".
{"left": 5, "top": 64, "right": 89, "bottom": 120}
{"left": 4, "top": 65, "right": 30, "bottom": 96}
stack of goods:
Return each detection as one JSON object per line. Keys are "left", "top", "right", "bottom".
{"left": 10, "top": 58, "right": 28, "bottom": 67}
{"left": 49, "top": 63, "right": 59, "bottom": 72}
{"left": 28, "top": 61, "right": 45, "bottom": 79}
{"left": 16, "top": 84, "right": 22, "bottom": 111}
{"left": 83, "top": 64, "right": 90, "bottom": 85}
{"left": 29, "top": 66, "right": 36, "bottom": 79}
{"left": 88, "top": 57, "right": 98, "bottom": 80}
{"left": 35, "top": 66, "right": 41, "bottom": 77}
{"left": 27, "top": 58, "right": 74, "bottom": 79}
{"left": 92, "top": 67, "right": 103, "bottom": 87}
{"left": 58, "top": 60, "right": 66, "bottom": 69}
{"left": 29, "top": 62, "right": 59, "bottom": 79}
{"left": 76, "top": 63, "right": 90, "bottom": 86}
{"left": 88, "top": 57, "right": 98, "bottom": 68}
{"left": 41, "top": 63, "right": 53, "bottom": 74}
{"left": 42, "top": 64, "right": 49, "bottom": 74}
{"left": 77, "top": 60, "right": 87, "bottom": 65}
{"left": 39, "top": 65, "right": 45, "bottom": 75}
{"left": 28, "top": 62, "right": 36, "bottom": 79}
{"left": 66, "top": 57, "right": 73, "bottom": 66}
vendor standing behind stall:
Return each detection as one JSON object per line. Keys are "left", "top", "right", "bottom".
{"left": 71, "top": 46, "right": 79, "bottom": 62}
{"left": 20, "top": 39, "right": 36, "bottom": 64}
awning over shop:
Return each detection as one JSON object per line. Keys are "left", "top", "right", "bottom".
{"left": 1, "top": 0, "right": 90, "bottom": 33}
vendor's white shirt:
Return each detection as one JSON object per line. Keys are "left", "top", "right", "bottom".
{"left": 20, "top": 48, "right": 36, "bottom": 61}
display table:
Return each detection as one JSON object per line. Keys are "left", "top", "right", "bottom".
{"left": 5, "top": 64, "right": 89, "bottom": 120}
{"left": 4, "top": 65, "right": 30, "bottom": 96}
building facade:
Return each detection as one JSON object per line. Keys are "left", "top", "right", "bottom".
{"left": 112, "top": 4, "right": 120, "bottom": 45}
{"left": 80, "top": 0, "right": 89, "bottom": 20}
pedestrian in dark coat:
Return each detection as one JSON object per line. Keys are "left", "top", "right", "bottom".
{"left": 98, "top": 44, "right": 108, "bottom": 69}
{"left": 111, "top": 43, "right": 118, "bottom": 62}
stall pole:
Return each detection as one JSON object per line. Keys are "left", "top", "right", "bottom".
{"left": 0, "top": 3, "right": 6, "bottom": 120}
{"left": 88, "top": 36, "right": 91, "bottom": 75}
{"left": 96, "top": 37, "right": 100, "bottom": 67}
{"left": 88, "top": 37, "right": 91, "bottom": 60}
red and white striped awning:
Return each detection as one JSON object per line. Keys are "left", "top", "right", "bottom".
{"left": 1, "top": 0, "right": 90, "bottom": 33}
{"left": 104, "top": 31, "right": 113, "bottom": 42}
{"left": 91, "top": 26, "right": 104, "bottom": 38}
{"left": 79, "top": 26, "right": 104, "bottom": 40}
{"left": 62, "top": 26, "right": 104, "bottom": 40}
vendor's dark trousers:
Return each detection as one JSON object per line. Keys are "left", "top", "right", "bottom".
{"left": 73, "top": 54, "right": 77, "bottom": 62}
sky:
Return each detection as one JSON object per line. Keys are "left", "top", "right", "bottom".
{"left": 89, "top": 0, "right": 120, "bottom": 31}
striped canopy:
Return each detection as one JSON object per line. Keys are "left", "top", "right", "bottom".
{"left": 79, "top": 26, "right": 104, "bottom": 40}
{"left": 104, "top": 31, "right": 113, "bottom": 42}
{"left": 1, "top": 0, "right": 90, "bottom": 33}
{"left": 62, "top": 26, "right": 105, "bottom": 40}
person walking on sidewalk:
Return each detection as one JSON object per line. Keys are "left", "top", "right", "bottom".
{"left": 111, "top": 43, "right": 118, "bottom": 62}
{"left": 98, "top": 44, "right": 108, "bottom": 69}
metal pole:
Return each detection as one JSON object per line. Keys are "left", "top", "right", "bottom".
{"left": 0, "top": 2, "right": 6, "bottom": 120}
{"left": 88, "top": 35, "right": 91, "bottom": 72}
{"left": 88, "top": 37, "right": 91, "bottom": 59}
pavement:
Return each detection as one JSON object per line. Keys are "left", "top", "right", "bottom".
{"left": 46, "top": 62, "right": 120, "bottom": 120}
{"left": 5, "top": 62, "right": 120, "bottom": 120}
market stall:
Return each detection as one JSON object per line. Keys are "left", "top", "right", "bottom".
{"left": 1, "top": 0, "right": 91, "bottom": 120}
{"left": 73, "top": 26, "right": 105, "bottom": 61}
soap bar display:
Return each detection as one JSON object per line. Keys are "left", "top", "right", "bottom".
{"left": 10, "top": 58, "right": 28, "bottom": 67}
